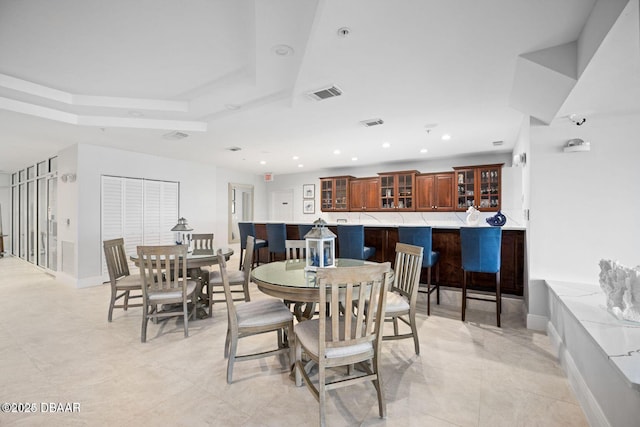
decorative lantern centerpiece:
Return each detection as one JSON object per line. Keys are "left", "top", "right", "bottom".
{"left": 304, "top": 218, "right": 336, "bottom": 271}
{"left": 171, "top": 217, "right": 193, "bottom": 247}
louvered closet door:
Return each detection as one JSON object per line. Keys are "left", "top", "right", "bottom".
{"left": 101, "top": 176, "right": 178, "bottom": 278}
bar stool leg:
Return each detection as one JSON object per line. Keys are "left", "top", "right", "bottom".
{"left": 462, "top": 270, "right": 467, "bottom": 322}
{"left": 496, "top": 271, "right": 501, "bottom": 327}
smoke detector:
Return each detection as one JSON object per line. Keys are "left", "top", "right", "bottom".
{"left": 360, "top": 118, "right": 384, "bottom": 127}
{"left": 307, "top": 85, "right": 343, "bottom": 101}
{"left": 564, "top": 138, "right": 591, "bottom": 152}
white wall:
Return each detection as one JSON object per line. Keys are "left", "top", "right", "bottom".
{"left": 57, "top": 144, "right": 262, "bottom": 287}
{"left": 528, "top": 112, "right": 640, "bottom": 284}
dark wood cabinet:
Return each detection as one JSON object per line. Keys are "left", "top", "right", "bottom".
{"left": 416, "top": 172, "right": 454, "bottom": 211}
{"left": 453, "top": 164, "right": 502, "bottom": 212}
{"left": 378, "top": 171, "right": 417, "bottom": 211}
{"left": 349, "top": 178, "right": 379, "bottom": 211}
{"left": 320, "top": 176, "right": 352, "bottom": 212}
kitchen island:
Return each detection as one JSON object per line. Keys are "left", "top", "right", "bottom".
{"left": 253, "top": 222, "right": 525, "bottom": 296}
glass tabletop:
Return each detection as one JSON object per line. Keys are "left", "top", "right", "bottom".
{"left": 251, "top": 258, "right": 370, "bottom": 289}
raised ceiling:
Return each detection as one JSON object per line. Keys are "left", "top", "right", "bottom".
{"left": 1, "top": 0, "right": 637, "bottom": 175}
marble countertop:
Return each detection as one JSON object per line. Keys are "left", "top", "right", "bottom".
{"left": 258, "top": 220, "right": 525, "bottom": 231}
{"left": 546, "top": 280, "right": 640, "bottom": 390}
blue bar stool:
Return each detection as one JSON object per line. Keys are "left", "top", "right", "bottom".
{"left": 298, "top": 224, "right": 314, "bottom": 239}
{"left": 266, "top": 223, "right": 288, "bottom": 262}
{"left": 460, "top": 227, "right": 502, "bottom": 327}
{"left": 397, "top": 226, "right": 440, "bottom": 316}
{"left": 238, "top": 222, "right": 267, "bottom": 270}
{"left": 337, "top": 224, "right": 375, "bottom": 260}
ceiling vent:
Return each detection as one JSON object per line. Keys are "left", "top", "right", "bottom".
{"left": 308, "top": 85, "right": 342, "bottom": 101}
{"left": 360, "top": 118, "right": 384, "bottom": 127}
{"left": 226, "top": 146, "right": 242, "bottom": 152}
{"left": 163, "top": 131, "right": 189, "bottom": 140}
{"left": 492, "top": 140, "right": 504, "bottom": 146}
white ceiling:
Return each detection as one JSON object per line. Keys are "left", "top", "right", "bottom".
{"left": 1, "top": 0, "right": 637, "bottom": 175}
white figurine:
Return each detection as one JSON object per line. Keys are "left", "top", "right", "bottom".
{"left": 466, "top": 206, "right": 480, "bottom": 226}
{"left": 599, "top": 259, "right": 640, "bottom": 323}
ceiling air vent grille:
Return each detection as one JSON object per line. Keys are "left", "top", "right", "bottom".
{"left": 163, "top": 131, "right": 189, "bottom": 140}
{"left": 360, "top": 118, "right": 384, "bottom": 127}
{"left": 308, "top": 85, "right": 342, "bottom": 101}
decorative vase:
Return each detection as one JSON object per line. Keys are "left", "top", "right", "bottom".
{"left": 466, "top": 206, "right": 480, "bottom": 226}
{"left": 486, "top": 210, "right": 507, "bottom": 227}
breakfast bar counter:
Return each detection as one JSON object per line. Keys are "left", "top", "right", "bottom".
{"left": 253, "top": 222, "right": 525, "bottom": 296}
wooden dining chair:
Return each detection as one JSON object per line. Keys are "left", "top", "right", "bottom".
{"left": 285, "top": 239, "right": 306, "bottom": 261}
{"left": 191, "top": 233, "right": 214, "bottom": 251}
{"left": 216, "top": 248, "right": 294, "bottom": 384}
{"left": 207, "top": 236, "right": 254, "bottom": 316}
{"left": 383, "top": 242, "right": 424, "bottom": 354}
{"left": 137, "top": 244, "right": 198, "bottom": 342}
{"left": 103, "top": 238, "right": 142, "bottom": 322}
{"left": 295, "top": 262, "right": 392, "bottom": 426}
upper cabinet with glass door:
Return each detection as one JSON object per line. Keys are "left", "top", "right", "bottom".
{"left": 453, "top": 164, "right": 503, "bottom": 211}
{"left": 320, "top": 176, "right": 353, "bottom": 212}
{"left": 378, "top": 171, "right": 417, "bottom": 211}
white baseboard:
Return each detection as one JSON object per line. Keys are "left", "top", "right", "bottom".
{"left": 526, "top": 313, "right": 548, "bottom": 331}
{"left": 547, "top": 322, "right": 611, "bottom": 427}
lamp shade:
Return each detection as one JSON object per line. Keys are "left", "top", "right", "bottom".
{"left": 171, "top": 217, "right": 193, "bottom": 232}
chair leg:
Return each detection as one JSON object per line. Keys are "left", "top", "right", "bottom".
{"left": 318, "top": 365, "right": 326, "bottom": 427}
{"left": 227, "top": 334, "right": 238, "bottom": 384}
{"left": 183, "top": 299, "right": 189, "bottom": 338}
{"left": 410, "top": 310, "right": 420, "bottom": 355}
{"left": 238, "top": 248, "right": 244, "bottom": 271}
{"left": 373, "top": 354, "right": 386, "bottom": 419}
{"left": 124, "top": 290, "right": 129, "bottom": 310}
{"left": 224, "top": 328, "right": 231, "bottom": 358}
{"left": 294, "top": 337, "right": 303, "bottom": 387}
{"left": 461, "top": 270, "right": 467, "bottom": 322}
{"left": 393, "top": 317, "right": 399, "bottom": 336}
{"left": 496, "top": 271, "right": 501, "bottom": 327}
{"left": 108, "top": 287, "right": 117, "bottom": 322}
{"left": 141, "top": 304, "right": 149, "bottom": 343}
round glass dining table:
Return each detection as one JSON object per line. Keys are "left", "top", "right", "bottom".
{"left": 251, "top": 258, "right": 379, "bottom": 304}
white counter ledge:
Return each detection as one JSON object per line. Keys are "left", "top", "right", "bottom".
{"left": 546, "top": 280, "right": 640, "bottom": 390}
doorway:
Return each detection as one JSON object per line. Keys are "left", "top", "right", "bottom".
{"left": 270, "top": 190, "right": 294, "bottom": 221}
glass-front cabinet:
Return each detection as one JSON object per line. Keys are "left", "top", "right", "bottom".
{"left": 320, "top": 176, "right": 352, "bottom": 212}
{"left": 453, "top": 164, "right": 502, "bottom": 211}
{"left": 378, "top": 171, "right": 417, "bottom": 211}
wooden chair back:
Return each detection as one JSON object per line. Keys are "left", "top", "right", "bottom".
{"left": 217, "top": 248, "right": 239, "bottom": 331}
{"left": 285, "top": 239, "right": 306, "bottom": 260}
{"left": 137, "top": 245, "right": 188, "bottom": 297}
{"left": 392, "top": 243, "right": 423, "bottom": 304}
{"left": 316, "top": 262, "right": 391, "bottom": 364}
{"left": 104, "top": 238, "right": 130, "bottom": 282}
{"left": 192, "top": 233, "right": 214, "bottom": 251}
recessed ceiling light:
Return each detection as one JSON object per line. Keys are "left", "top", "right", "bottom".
{"left": 441, "top": 134, "right": 451, "bottom": 141}
{"left": 382, "top": 142, "right": 391, "bottom": 148}
{"left": 260, "top": 160, "right": 266, "bottom": 165}
{"left": 298, "top": 164, "right": 304, "bottom": 168}
{"left": 351, "top": 157, "right": 358, "bottom": 161}
{"left": 333, "top": 149, "right": 341, "bottom": 155}
{"left": 420, "top": 148, "right": 428, "bottom": 153}
{"left": 292, "top": 156, "right": 299, "bottom": 160}
{"left": 272, "top": 44, "right": 294, "bottom": 56}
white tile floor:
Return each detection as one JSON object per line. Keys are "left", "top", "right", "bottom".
{"left": 0, "top": 255, "right": 589, "bottom": 426}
